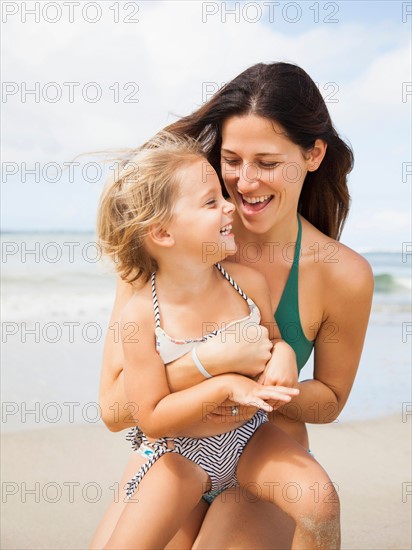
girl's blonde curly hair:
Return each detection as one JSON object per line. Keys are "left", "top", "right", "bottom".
{"left": 96, "top": 131, "right": 205, "bottom": 284}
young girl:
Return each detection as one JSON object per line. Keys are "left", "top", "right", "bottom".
{"left": 96, "top": 131, "right": 340, "bottom": 549}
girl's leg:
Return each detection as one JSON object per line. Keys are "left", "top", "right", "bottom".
{"left": 236, "top": 423, "right": 340, "bottom": 550}
{"left": 89, "top": 453, "right": 144, "bottom": 549}
{"left": 102, "top": 452, "right": 210, "bottom": 550}
{"left": 89, "top": 453, "right": 209, "bottom": 550}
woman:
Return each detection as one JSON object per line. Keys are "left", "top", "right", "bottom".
{"left": 90, "top": 62, "right": 374, "bottom": 549}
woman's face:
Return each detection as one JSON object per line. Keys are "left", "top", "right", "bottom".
{"left": 221, "top": 114, "right": 312, "bottom": 235}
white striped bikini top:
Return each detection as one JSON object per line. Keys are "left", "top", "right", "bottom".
{"left": 152, "top": 263, "right": 261, "bottom": 365}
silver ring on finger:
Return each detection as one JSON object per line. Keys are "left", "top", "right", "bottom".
{"left": 231, "top": 406, "right": 239, "bottom": 416}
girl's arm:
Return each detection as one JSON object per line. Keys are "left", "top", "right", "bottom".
{"left": 165, "top": 326, "right": 271, "bottom": 392}
{"left": 98, "top": 277, "right": 138, "bottom": 431}
{"left": 120, "top": 293, "right": 296, "bottom": 439}
{"left": 99, "top": 277, "right": 272, "bottom": 432}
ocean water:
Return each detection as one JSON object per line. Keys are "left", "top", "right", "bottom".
{"left": 1, "top": 232, "right": 411, "bottom": 431}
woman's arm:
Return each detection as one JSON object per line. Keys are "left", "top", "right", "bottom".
{"left": 276, "top": 251, "right": 374, "bottom": 423}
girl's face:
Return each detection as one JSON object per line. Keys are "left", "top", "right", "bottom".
{"left": 167, "top": 157, "right": 236, "bottom": 263}
{"left": 221, "top": 114, "right": 313, "bottom": 235}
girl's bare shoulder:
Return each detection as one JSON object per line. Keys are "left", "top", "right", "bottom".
{"left": 118, "top": 276, "right": 154, "bottom": 324}
{"left": 219, "top": 260, "right": 269, "bottom": 297}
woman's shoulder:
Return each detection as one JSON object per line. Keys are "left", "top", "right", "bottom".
{"left": 301, "top": 217, "right": 374, "bottom": 296}
{"left": 329, "top": 241, "right": 374, "bottom": 297}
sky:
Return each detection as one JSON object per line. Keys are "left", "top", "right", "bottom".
{"left": 1, "top": 0, "right": 411, "bottom": 251}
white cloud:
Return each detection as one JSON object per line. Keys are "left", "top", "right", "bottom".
{"left": 1, "top": 1, "right": 411, "bottom": 250}
{"left": 343, "top": 208, "right": 411, "bottom": 251}
{"left": 2, "top": 2, "right": 408, "bottom": 158}
{"left": 350, "top": 209, "right": 410, "bottom": 231}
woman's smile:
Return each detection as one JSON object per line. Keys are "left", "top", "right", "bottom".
{"left": 238, "top": 193, "right": 274, "bottom": 215}
{"left": 220, "top": 114, "right": 314, "bottom": 235}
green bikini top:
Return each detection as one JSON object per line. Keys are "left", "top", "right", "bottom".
{"left": 274, "top": 215, "right": 314, "bottom": 374}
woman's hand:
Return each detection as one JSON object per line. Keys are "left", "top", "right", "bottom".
{"left": 195, "top": 325, "right": 272, "bottom": 379}
{"left": 205, "top": 401, "right": 259, "bottom": 423}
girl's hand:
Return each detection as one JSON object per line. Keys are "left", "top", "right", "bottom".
{"left": 227, "top": 374, "right": 299, "bottom": 413}
{"left": 195, "top": 325, "right": 272, "bottom": 379}
{"left": 256, "top": 341, "right": 298, "bottom": 388}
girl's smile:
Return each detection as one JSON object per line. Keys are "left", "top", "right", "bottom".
{"left": 165, "top": 158, "right": 236, "bottom": 263}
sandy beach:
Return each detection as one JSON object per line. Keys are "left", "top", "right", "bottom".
{"left": 1, "top": 414, "right": 410, "bottom": 549}
{"left": 2, "top": 239, "right": 411, "bottom": 548}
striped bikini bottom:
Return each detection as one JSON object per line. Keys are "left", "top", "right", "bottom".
{"left": 125, "top": 410, "right": 268, "bottom": 500}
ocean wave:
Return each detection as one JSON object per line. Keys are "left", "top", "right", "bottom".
{"left": 374, "top": 273, "right": 411, "bottom": 293}
{"left": 1, "top": 272, "right": 114, "bottom": 286}
{"left": 1, "top": 290, "right": 114, "bottom": 321}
